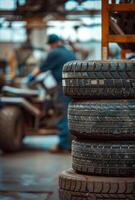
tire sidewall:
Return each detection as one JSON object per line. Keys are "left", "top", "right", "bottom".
{"left": 0, "top": 106, "right": 24, "bottom": 152}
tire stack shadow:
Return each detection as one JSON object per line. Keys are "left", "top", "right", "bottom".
{"left": 59, "top": 60, "right": 135, "bottom": 200}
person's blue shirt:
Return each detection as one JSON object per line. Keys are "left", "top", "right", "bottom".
{"left": 40, "top": 45, "right": 76, "bottom": 83}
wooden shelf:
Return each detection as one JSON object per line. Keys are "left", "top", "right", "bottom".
{"left": 108, "top": 35, "right": 135, "bottom": 43}
{"left": 109, "top": 4, "right": 135, "bottom": 11}
{"left": 102, "top": 0, "right": 135, "bottom": 59}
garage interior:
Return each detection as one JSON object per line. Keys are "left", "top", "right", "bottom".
{"left": 0, "top": 0, "right": 135, "bottom": 200}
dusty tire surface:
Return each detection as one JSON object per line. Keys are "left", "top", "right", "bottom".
{"left": 59, "top": 169, "right": 135, "bottom": 200}
{"left": 68, "top": 100, "right": 135, "bottom": 140}
{"left": 72, "top": 140, "right": 135, "bottom": 177}
{"left": 0, "top": 106, "right": 24, "bottom": 152}
{"left": 63, "top": 60, "right": 135, "bottom": 99}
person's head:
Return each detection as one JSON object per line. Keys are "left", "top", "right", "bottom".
{"left": 47, "top": 34, "right": 62, "bottom": 49}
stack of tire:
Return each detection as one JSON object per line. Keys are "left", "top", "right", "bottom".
{"left": 59, "top": 60, "right": 135, "bottom": 200}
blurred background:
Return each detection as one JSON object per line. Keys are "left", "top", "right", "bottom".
{"left": 0, "top": 1, "right": 124, "bottom": 200}
{"left": 0, "top": 0, "right": 121, "bottom": 82}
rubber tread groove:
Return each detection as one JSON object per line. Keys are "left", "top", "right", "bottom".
{"left": 72, "top": 140, "right": 135, "bottom": 177}
{"left": 68, "top": 100, "right": 135, "bottom": 140}
{"left": 63, "top": 60, "right": 135, "bottom": 98}
{"left": 59, "top": 169, "right": 135, "bottom": 200}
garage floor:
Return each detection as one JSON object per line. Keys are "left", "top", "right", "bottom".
{"left": 0, "top": 136, "right": 71, "bottom": 200}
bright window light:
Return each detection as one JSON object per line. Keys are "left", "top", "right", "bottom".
{"left": 47, "top": 17, "right": 101, "bottom": 42}
{"left": 47, "top": 27, "right": 77, "bottom": 41}
{"left": 12, "top": 28, "right": 27, "bottom": 42}
{"left": 61, "top": 28, "right": 77, "bottom": 41}
{"left": 2, "top": 21, "right": 10, "bottom": 28}
{"left": 0, "top": 0, "right": 16, "bottom": 10}
{"left": 12, "top": 21, "right": 26, "bottom": 28}
{"left": 77, "top": 26, "right": 101, "bottom": 41}
{"left": 47, "top": 26, "right": 101, "bottom": 42}
{"left": 0, "top": 18, "right": 5, "bottom": 23}
{"left": 82, "top": 1, "right": 101, "bottom": 10}
{"left": 109, "top": 0, "right": 120, "bottom": 3}
{"left": 47, "top": 21, "right": 63, "bottom": 27}
{"left": 65, "top": 0, "right": 101, "bottom": 11}
{"left": 18, "top": 0, "right": 26, "bottom": 6}
{"left": 81, "top": 17, "right": 101, "bottom": 26}
{"left": 77, "top": 27, "right": 91, "bottom": 41}
{"left": 47, "top": 28, "right": 63, "bottom": 38}
{"left": 65, "top": 0, "right": 78, "bottom": 10}
{"left": 48, "top": 20, "right": 80, "bottom": 27}
{"left": 0, "top": 28, "right": 11, "bottom": 41}
{"left": 91, "top": 26, "right": 101, "bottom": 40}
{"left": 0, "top": 27, "right": 27, "bottom": 42}
{"left": 81, "top": 17, "right": 93, "bottom": 25}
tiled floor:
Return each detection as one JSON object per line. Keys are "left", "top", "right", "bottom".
{"left": 0, "top": 136, "right": 71, "bottom": 200}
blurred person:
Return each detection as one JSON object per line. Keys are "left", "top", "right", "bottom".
{"left": 24, "top": 34, "right": 76, "bottom": 153}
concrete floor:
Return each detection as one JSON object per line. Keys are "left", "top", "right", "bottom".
{"left": 0, "top": 136, "right": 71, "bottom": 200}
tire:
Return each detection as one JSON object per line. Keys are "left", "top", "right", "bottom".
{"left": 68, "top": 100, "right": 135, "bottom": 140}
{"left": 63, "top": 60, "right": 135, "bottom": 99}
{"left": 0, "top": 106, "right": 24, "bottom": 152}
{"left": 59, "top": 168, "right": 135, "bottom": 200}
{"left": 72, "top": 140, "right": 135, "bottom": 177}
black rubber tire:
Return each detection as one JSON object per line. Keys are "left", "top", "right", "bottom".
{"left": 72, "top": 140, "right": 135, "bottom": 177}
{"left": 68, "top": 100, "right": 135, "bottom": 140}
{"left": 59, "top": 168, "right": 135, "bottom": 200}
{"left": 0, "top": 106, "right": 24, "bottom": 152}
{"left": 63, "top": 60, "right": 135, "bottom": 99}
